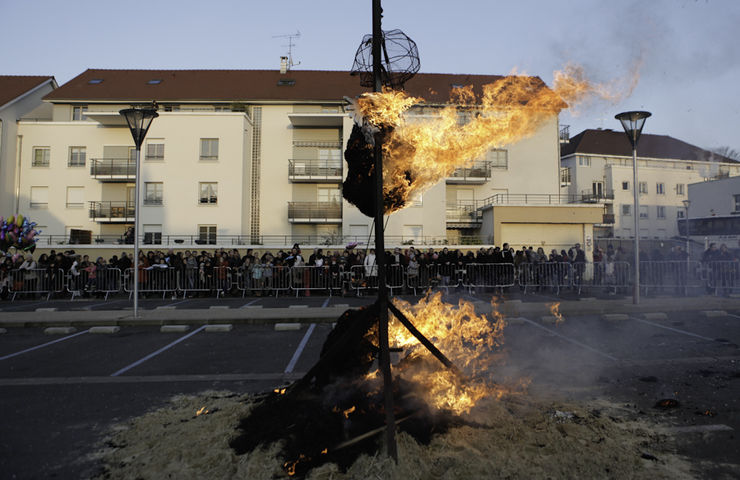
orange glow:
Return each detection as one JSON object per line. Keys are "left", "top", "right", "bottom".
{"left": 195, "top": 406, "right": 209, "bottom": 416}
{"left": 273, "top": 388, "right": 287, "bottom": 395}
{"left": 342, "top": 406, "right": 357, "bottom": 419}
{"left": 549, "top": 302, "right": 564, "bottom": 326}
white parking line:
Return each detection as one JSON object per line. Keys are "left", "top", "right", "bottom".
{"left": 240, "top": 299, "right": 261, "bottom": 308}
{"left": 520, "top": 318, "right": 619, "bottom": 361}
{"left": 83, "top": 299, "right": 130, "bottom": 310}
{"left": 161, "top": 298, "right": 191, "bottom": 308}
{"left": 0, "top": 300, "right": 53, "bottom": 311}
{"left": 629, "top": 316, "right": 716, "bottom": 342}
{"left": 727, "top": 313, "right": 740, "bottom": 319}
{"left": 284, "top": 323, "right": 316, "bottom": 374}
{"left": 110, "top": 325, "right": 206, "bottom": 377}
{"left": 0, "top": 330, "right": 90, "bottom": 361}
{"left": 321, "top": 298, "right": 330, "bottom": 308}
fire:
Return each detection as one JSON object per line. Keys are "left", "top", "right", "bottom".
{"left": 284, "top": 454, "right": 309, "bottom": 476}
{"left": 195, "top": 406, "right": 209, "bottom": 416}
{"left": 380, "top": 292, "right": 524, "bottom": 415}
{"left": 353, "top": 63, "right": 639, "bottom": 212}
{"left": 549, "top": 302, "right": 564, "bottom": 326}
{"left": 342, "top": 406, "right": 356, "bottom": 418}
{"left": 273, "top": 388, "right": 287, "bottom": 395}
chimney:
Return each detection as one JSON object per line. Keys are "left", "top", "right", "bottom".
{"left": 280, "top": 56, "right": 289, "bottom": 74}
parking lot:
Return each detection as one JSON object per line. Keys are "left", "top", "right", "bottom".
{"left": 1, "top": 299, "right": 739, "bottom": 479}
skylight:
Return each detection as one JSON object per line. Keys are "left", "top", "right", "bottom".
{"left": 147, "top": 79, "right": 162, "bottom": 85}
{"left": 88, "top": 79, "right": 103, "bottom": 84}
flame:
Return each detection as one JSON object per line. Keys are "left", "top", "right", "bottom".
{"left": 273, "top": 388, "right": 287, "bottom": 395}
{"left": 377, "top": 292, "right": 525, "bottom": 415}
{"left": 321, "top": 448, "right": 328, "bottom": 455}
{"left": 195, "top": 406, "right": 209, "bottom": 416}
{"left": 549, "top": 302, "right": 564, "bottom": 326}
{"left": 354, "top": 63, "right": 640, "bottom": 213}
{"left": 284, "top": 454, "right": 309, "bottom": 476}
{"left": 342, "top": 406, "right": 356, "bottom": 419}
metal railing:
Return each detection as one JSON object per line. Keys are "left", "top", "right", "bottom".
{"left": 580, "top": 189, "right": 615, "bottom": 202}
{"left": 7, "top": 268, "right": 65, "bottom": 301}
{"left": 89, "top": 201, "right": 135, "bottom": 221}
{"left": 67, "top": 267, "right": 123, "bottom": 300}
{"left": 288, "top": 160, "right": 343, "bottom": 181}
{"left": 446, "top": 202, "right": 482, "bottom": 225}
{"left": 448, "top": 161, "right": 492, "bottom": 182}
{"left": 90, "top": 158, "right": 135, "bottom": 180}
{"left": 288, "top": 202, "right": 342, "bottom": 222}
{"left": 123, "top": 267, "right": 179, "bottom": 299}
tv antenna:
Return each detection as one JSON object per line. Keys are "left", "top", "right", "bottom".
{"left": 273, "top": 31, "right": 301, "bottom": 68}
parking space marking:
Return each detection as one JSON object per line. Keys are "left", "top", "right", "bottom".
{"left": 727, "top": 313, "right": 740, "bottom": 319}
{"left": 0, "top": 300, "right": 53, "bottom": 311}
{"left": 321, "top": 298, "right": 330, "bottom": 308}
{"left": 240, "top": 299, "right": 261, "bottom": 308}
{"left": 0, "top": 372, "right": 304, "bottom": 386}
{"left": 520, "top": 317, "right": 618, "bottom": 361}
{"left": 162, "top": 299, "right": 191, "bottom": 308}
{"left": 284, "top": 323, "right": 316, "bottom": 374}
{"left": 83, "top": 299, "right": 130, "bottom": 311}
{"left": 0, "top": 329, "right": 90, "bottom": 361}
{"left": 629, "top": 316, "right": 716, "bottom": 342}
{"left": 110, "top": 325, "right": 206, "bottom": 377}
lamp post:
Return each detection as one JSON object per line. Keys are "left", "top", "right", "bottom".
{"left": 615, "top": 110, "right": 651, "bottom": 305}
{"left": 119, "top": 105, "right": 158, "bottom": 318}
{"left": 683, "top": 199, "right": 691, "bottom": 273}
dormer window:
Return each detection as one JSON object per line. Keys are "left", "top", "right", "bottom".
{"left": 88, "top": 79, "right": 103, "bottom": 84}
{"left": 147, "top": 79, "right": 162, "bottom": 85}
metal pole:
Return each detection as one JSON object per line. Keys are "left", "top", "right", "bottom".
{"left": 372, "top": 0, "right": 397, "bottom": 462}
{"left": 133, "top": 146, "right": 141, "bottom": 317}
{"left": 686, "top": 205, "right": 690, "bottom": 275}
{"left": 632, "top": 146, "right": 640, "bottom": 304}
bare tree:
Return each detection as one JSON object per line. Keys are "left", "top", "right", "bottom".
{"left": 712, "top": 146, "right": 740, "bottom": 161}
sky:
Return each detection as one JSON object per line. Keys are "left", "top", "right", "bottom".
{"left": 1, "top": 0, "right": 738, "bottom": 152}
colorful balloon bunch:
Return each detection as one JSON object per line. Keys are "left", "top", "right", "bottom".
{"left": 0, "top": 214, "right": 41, "bottom": 254}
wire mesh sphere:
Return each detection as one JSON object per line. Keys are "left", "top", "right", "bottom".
{"left": 351, "top": 29, "right": 420, "bottom": 89}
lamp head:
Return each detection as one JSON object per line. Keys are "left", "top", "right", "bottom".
{"left": 615, "top": 110, "right": 651, "bottom": 148}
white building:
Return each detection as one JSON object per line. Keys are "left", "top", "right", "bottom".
{"left": 15, "top": 67, "right": 601, "bottom": 252}
{"left": 685, "top": 176, "right": 740, "bottom": 251}
{"left": 0, "top": 75, "right": 57, "bottom": 214}
{"left": 561, "top": 128, "right": 740, "bottom": 240}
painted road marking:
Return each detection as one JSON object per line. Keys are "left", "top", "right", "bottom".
{"left": 110, "top": 325, "right": 206, "bottom": 377}
{"left": 162, "top": 298, "right": 192, "bottom": 308}
{"left": 0, "top": 329, "right": 90, "bottom": 361}
{"left": 240, "top": 299, "right": 261, "bottom": 308}
{"left": 520, "top": 317, "right": 619, "bottom": 361}
{"left": 727, "top": 313, "right": 740, "bottom": 319}
{"left": 629, "top": 316, "right": 716, "bottom": 342}
{"left": 0, "top": 300, "right": 53, "bottom": 311}
{"left": 284, "top": 323, "right": 316, "bottom": 374}
{"left": 321, "top": 298, "right": 330, "bottom": 308}
{"left": 83, "top": 299, "right": 131, "bottom": 311}
{"left": 0, "top": 372, "right": 305, "bottom": 386}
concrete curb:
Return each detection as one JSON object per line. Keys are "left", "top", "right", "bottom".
{"left": 602, "top": 314, "right": 629, "bottom": 322}
{"left": 44, "top": 327, "right": 77, "bottom": 335}
{"left": 89, "top": 326, "right": 121, "bottom": 334}
{"left": 204, "top": 324, "right": 233, "bottom": 333}
{"left": 160, "top": 325, "right": 190, "bottom": 333}
{"left": 0, "top": 327, "right": 6, "bottom": 334}
{"left": 642, "top": 312, "right": 668, "bottom": 320}
{"left": 275, "top": 323, "right": 301, "bottom": 331}
{"left": 701, "top": 310, "right": 727, "bottom": 318}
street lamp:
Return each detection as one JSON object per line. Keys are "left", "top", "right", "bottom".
{"left": 615, "top": 110, "right": 651, "bottom": 305}
{"left": 683, "top": 199, "right": 691, "bottom": 273}
{"left": 120, "top": 105, "right": 158, "bottom": 318}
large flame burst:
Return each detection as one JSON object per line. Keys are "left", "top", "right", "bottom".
{"left": 355, "top": 63, "right": 639, "bottom": 213}
{"left": 379, "top": 292, "right": 525, "bottom": 415}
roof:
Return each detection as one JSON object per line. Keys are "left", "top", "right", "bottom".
{"left": 561, "top": 128, "right": 737, "bottom": 163}
{"left": 0, "top": 75, "right": 55, "bottom": 108}
{"left": 43, "top": 69, "right": 552, "bottom": 105}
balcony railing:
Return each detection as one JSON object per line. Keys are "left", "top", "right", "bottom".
{"left": 601, "top": 213, "right": 616, "bottom": 224}
{"left": 559, "top": 124, "right": 570, "bottom": 143}
{"left": 446, "top": 202, "right": 482, "bottom": 227}
{"left": 447, "top": 161, "right": 492, "bottom": 183}
{"left": 479, "top": 193, "right": 591, "bottom": 206}
{"left": 88, "top": 201, "right": 135, "bottom": 222}
{"left": 580, "top": 189, "right": 615, "bottom": 202}
{"left": 288, "top": 160, "right": 343, "bottom": 182}
{"left": 288, "top": 201, "right": 342, "bottom": 223}
{"left": 90, "top": 158, "right": 135, "bottom": 181}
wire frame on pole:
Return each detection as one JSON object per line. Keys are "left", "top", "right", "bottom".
{"left": 120, "top": 106, "right": 159, "bottom": 148}
{"left": 615, "top": 111, "right": 651, "bottom": 148}
{"left": 351, "top": 29, "right": 420, "bottom": 89}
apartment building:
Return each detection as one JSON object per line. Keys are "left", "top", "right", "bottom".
{"left": 560, "top": 128, "right": 740, "bottom": 240}
{"left": 684, "top": 176, "right": 740, "bottom": 250}
{"left": 0, "top": 75, "right": 57, "bottom": 214}
{"left": 16, "top": 67, "right": 601, "bottom": 251}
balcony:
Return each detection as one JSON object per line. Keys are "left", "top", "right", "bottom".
{"left": 288, "top": 160, "right": 343, "bottom": 183}
{"left": 602, "top": 213, "right": 616, "bottom": 224}
{"left": 288, "top": 202, "right": 342, "bottom": 223}
{"left": 90, "top": 158, "right": 135, "bottom": 182}
{"left": 446, "top": 202, "right": 482, "bottom": 228}
{"left": 88, "top": 201, "right": 135, "bottom": 223}
{"left": 447, "top": 161, "right": 492, "bottom": 184}
{"left": 580, "top": 189, "right": 615, "bottom": 203}
{"left": 559, "top": 124, "right": 570, "bottom": 143}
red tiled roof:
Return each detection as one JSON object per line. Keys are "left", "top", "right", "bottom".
{"left": 561, "top": 128, "right": 737, "bottom": 163}
{"left": 0, "top": 75, "right": 54, "bottom": 108}
{"left": 43, "top": 69, "right": 551, "bottom": 105}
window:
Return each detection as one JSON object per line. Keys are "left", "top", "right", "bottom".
{"left": 677, "top": 210, "right": 685, "bottom": 219}
{"left": 198, "top": 225, "right": 217, "bottom": 245}
{"left": 147, "top": 79, "right": 162, "bottom": 85}
{"left": 409, "top": 191, "right": 423, "bottom": 207}
{"left": 622, "top": 181, "right": 629, "bottom": 191}
{"left": 87, "top": 79, "right": 103, "bottom": 85}
{"left": 656, "top": 182, "right": 665, "bottom": 195}
{"left": 578, "top": 156, "right": 591, "bottom": 166}
{"left": 402, "top": 225, "right": 423, "bottom": 243}
{"left": 621, "top": 204, "right": 632, "bottom": 216}
{"left": 318, "top": 186, "right": 341, "bottom": 203}
{"left": 638, "top": 181, "right": 647, "bottom": 194}
{"left": 488, "top": 149, "right": 508, "bottom": 169}
{"left": 734, "top": 194, "right": 740, "bottom": 212}
{"left": 32, "top": 147, "right": 50, "bottom": 167}
{"left": 144, "top": 182, "right": 163, "bottom": 205}
{"left": 199, "top": 182, "right": 218, "bottom": 204}
{"left": 639, "top": 205, "right": 649, "bottom": 218}
{"left": 560, "top": 167, "right": 571, "bottom": 186}
{"left": 30, "top": 186, "right": 48, "bottom": 208}
{"left": 143, "top": 224, "right": 162, "bottom": 245}
{"left": 319, "top": 148, "right": 341, "bottom": 163}
{"left": 72, "top": 105, "right": 88, "bottom": 121}
{"left": 200, "top": 138, "right": 219, "bottom": 160}
{"left": 68, "top": 147, "right": 86, "bottom": 167}
{"left": 66, "top": 187, "right": 84, "bottom": 208}
{"left": 676, "top": 183, "right": 685, "bottom": 195}
{"left": 657, "top": 206, "right": 666, "bottom": 218}
{"left": 145, "top": 142, "right": 165, "bottom": 161}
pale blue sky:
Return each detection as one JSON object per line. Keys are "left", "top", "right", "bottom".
{"left": 1, "top": 0, "right": 738, "bottom": 151}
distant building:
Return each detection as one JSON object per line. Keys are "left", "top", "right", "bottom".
{"left": 0, "top": 75, "right": 57, "bottom": 213}
{"left": 561, "top": 128, "right": 740, "bottom": 240}
{"left": 684, "top": 176, "right": 740, "bottom": 251}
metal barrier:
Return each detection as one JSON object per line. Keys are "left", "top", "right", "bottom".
{"left": 424, "top": 264, "right": 461, "bottom": 292}
{"left": 519, "top": 262, "right": 572, "bottom": 294}
{"left": 8, "top": 268, "right": 65, "bottom": 301}
{"left": 68, "top": 267, "right": 123, "bottom": 300}
{"left": 179, "top": 266, "right": 231, "bottom": 298}
{"left": 385, "top": 264, "right": 405, "bottom": 295}
{"left": 291, "top": 265, "right": 333, "bottom": 297}
{"left": 704, "top": 261, "right": 739, "bottom": 296}
{"left": 238, "top": 264, "right": 292, "bottom": 297}
{"left": 123, "top": 267, "right": 180, "bottom": 299}
{"left": 572, "top": 261, "right": 631, "bottom": 294}
{"left": 464, "top": 263, "right": 516, "bottom": 291}
{"left": 639, "top": 260, "right": 703, "bottom": 295}
{"left": 347, "top": 265, "right": 379, "bottom": 296}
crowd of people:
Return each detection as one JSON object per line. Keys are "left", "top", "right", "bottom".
{"left": 0, "top": 241, "right": 738, "bottom": 299}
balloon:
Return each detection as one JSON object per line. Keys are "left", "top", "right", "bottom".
{"left": 16, "top": 214, "right": 23, "bottom": 226}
